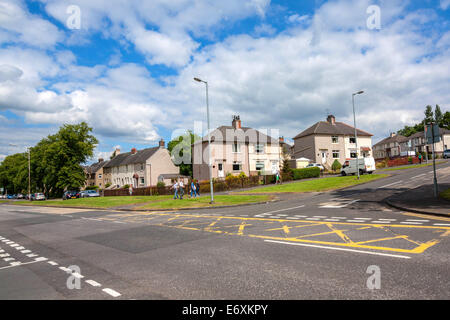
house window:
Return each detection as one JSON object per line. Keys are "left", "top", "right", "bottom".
{"left": 255, "top": 161, "right": 265, "bottom": 171}
{"left": 232, "top": 143, "right": 241, "bottom": 153}
{"left": 140, "top": 178, "right": 145, "bottom": 184}
{"left": 332, "top": 136, "right": 339, "bottom": 144}
{"left": 350, "top": 152, "right": 357, "bottom": 158}
{"left": 349, "top": 137, "right": 356, "bottom": 144}
{"left": 232, "top": 162, "right": 242, "bottom": 171}
{"left": 255, "top": 144, "right": 264, "bottom": 154}
{"left": 98, "top": 174, "right": 102, "bottom": 179}
{"left": 140, "top": 164, "right": 144, "bottom": 170}
{"left": 332, "top": 150, "right": 340, "bottom": 159}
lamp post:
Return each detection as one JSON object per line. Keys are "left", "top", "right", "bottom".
{"left": 194, "top": 77, "right": 214, "bottom": 203}
{"left": 352, "top": 91, "right": 364, "bottom": 180}
{"left": 9, "top": 144, "right": 31, "bottom": 200}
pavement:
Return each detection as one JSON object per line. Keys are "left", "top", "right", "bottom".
{"left": 0, "top": 160, "right": 449, "bottom": 300}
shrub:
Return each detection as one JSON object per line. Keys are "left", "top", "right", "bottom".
{"left": 156, "top": 181, "right": 165, "bottom": 188}
{"left": 238, "top": 171, "right": 247, "bottom": 179}
{"left": 292, "top": 167, "right": 320, "bottom": 180}
{"left": 105, "top": 183, "right": 111, "bottom": 188}
{"left": 123, "top": 184, "right": 130, "bottom": 189}
{"left": 85, "top": 185, "right": 99, "bottom": 190}
{"left": 331, "top": 160, "right": 342, "bottom": 172}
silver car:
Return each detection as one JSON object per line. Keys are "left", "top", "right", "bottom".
{"left": 34, "top": 193, "right": 46, "bottom": 201}
{"left": 444, "top": 149, "right": 450, "bottom": 159}
{"left": 83, "top": 190, "right": 100, "bottom": 197}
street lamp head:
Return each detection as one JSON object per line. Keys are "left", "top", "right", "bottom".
{"left": 353, "top": 90, "right": 364, "bottom": 95}
{"left": 194, "top": 77, "right": 203, "bottom": 83}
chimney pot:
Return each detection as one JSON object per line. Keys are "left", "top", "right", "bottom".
{"left": 98, "top": 158, "right": 104, "bottom": 163}
{"left": 279, "top": 136, "right": 284, "bottom": 143}
{"left": 327, "top": 115, "right": 336, "bottom": 125}
{"left": 232, "top": 115, "right": 241, "bottom": 129}
{"left": 131, "top": 148, "right": 137, "bottom": 154}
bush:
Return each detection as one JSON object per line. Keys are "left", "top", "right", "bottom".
{"left": 292, "top": 167, "right": 320, "bottom": 180}
{"left": 123, "top": 184, "right": 130, "bottom": 189}
{"left": 105, "top": 183, "right": 111, "bottom": 188}
{"left": 281, "top": 169, "right": 293, "bottom": 182}
{"left": 238, "top": 171, "right": 247, "bottom": 179}
{"left": 85, "top": 185, "right": 99, "bottom": 190}
{"left": 331, "top": 160, "right": 342, "bottom": 172}
{"left": 156, "top": 181, "right": 165, "bottom": 188}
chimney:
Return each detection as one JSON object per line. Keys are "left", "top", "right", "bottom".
{"left": 115, "top": 148, "right": 120, "bottom": 155}
{"left": 159, "top": 138, "right": 165, "bottom": 148}
{"left": 390, "top": 132, "right": 396, "bottom": 138}
{"left": 131, "top": 148, "right": 137, "bottom": 154}
{"left": 279, "top": 136, "right": 284, "bottom": 143}
{"left": 98, "top": 158, "right": 104, "bottom": 163}
{"left": 232, "top": 115, "right": 241, "bottom": 129}
{"left": 327, "top": 115, "right": 336, "bottom": 125}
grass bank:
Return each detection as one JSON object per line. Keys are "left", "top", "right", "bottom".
{"left": 235, "top": 174, "right": 389, "bottom": 194}
{"left": 380, "top": 161, "right": 446, "bottom": 171}
{"left": 440, "top": 188, "right": 450, "bottom": 201}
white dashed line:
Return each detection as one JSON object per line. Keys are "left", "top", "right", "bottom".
{"left": 406, "top": 219, "right": 429, "bottom": 222}
{"left": 433, "top": 223, "right": 450, "bottom": 226}
{"left": 347, "top": 220, "right": 367, "bottom": 223}
{"left": 313, "top": 216, "right": 327, "bottom": 218}
{"left": 286, "top": 217, "right": 300, "bottom": 219}
{"left": 0, "top": 253, "right": 10, "bottom": 257}
{"left": 21, "top": 250, "right": 31, "bottom": 254}
{"left": 294, "top": 215, "right": 307, "bottom": 218}
{"left": 401, "top": 222, "right": 423, "bottom": 225}
{"left": 354, "top": 218, "right": 372, "bottom": 220}
{"left": 378, "top": 181, "right": 403, "bottom": 188}
{"left": 26, "top": 254, "right": 38, "bottom": 258}
{"left": 34, "top": 257, "right": 48, "bottom": 262}
{"left": 4, "top": 257, "right": 15, "bottom": 262}
{"left": 15, "top": 246, "right": 25, "bottom": 250}
{"left": 331, "top": 217, "right": 346, "bottom": 219}
{"left": 10, "top": 262, "right": 21, "bottom": 266}
{"left": 324, "top": 219, "right": 340, "bottom": 222}
{"left": 378, "top": 219, "right": 397, "bottom": 221}
{"left": 372, "top": 221, "right": 391, "bottom": 224}
{"left": 102, "top": 288, "right": 121, "bottom": 298}
{"left": 86, "top": 280, "right": 102, "bottom": 287}
{"left": 72, "top": 272, "right": 84, "bottom": 279}
{"left": 411, "top": 173, "right": 426, "bottom": 179}
{"left": 306, "top": 218, "right": 320, "bottom": 220}
{"left": 48, "top": 261, "right": 58, "bottom": 266}
{"left": 10, "top": 244, "right": 18, "bottom": 247}
{"left": 59, "top": 266, "right": 71, "bottom": 272}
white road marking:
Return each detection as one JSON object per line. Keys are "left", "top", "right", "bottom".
{"left": 259, "top": 205, "right": 305, "bottom": 216}
{"left": 21, "top": 250, "right": 31, "bottom": 253}
{"left": 378, "top": 181, "right": 403, "bottom": 188}
{"left": 10, "top": 262, "right": 21, "bottom": 266}
{"left": 406, "top": 219, "right": 429, "bottom": 222}
{"left": 4, "top": 258, "right": 15, "bottom": 262}
{"left": 313, "top": 216, "right": 327, "bottom": 218}
{"left": 264, "top": 240, "right": 411, "bottom": 259}
{"left": 378, "top": 219, "right": 396, "bottom": 221}
{"left": 102, "top": 288, "right": 121, "bottom": 298}
{"left": 347, "top": 220, "right": 368, "bottom": 223}
{"left": 324, "top": 219, "right": 340, "bottom": 222}
{"left": 34, "top": 257, "right": 48, "bottom": 262}
{"left": 294, "top": 215, "right": 307, "bottom": 218}
{"left": 354, "top": 218, "right": 372, "bottom": 220}
{"left": 286, "top": 217, "right": 300, "bottom": 219}
{"left": 411, "top": 174, "right": 426, "bottom": 179}
{"left": 331, "top": 217, "right": 346, "bottom": 219}
{"left": 72, "top": 272, "right": 84, "bottom": 279}
{"left": 59, "top": 266, "right": 71, "bottom": 272}
{"left": 433, "top": 223, "right": 450, "bottom": 226}
{"left": 0, "top": 253, "right": 10, "bottom": 257}
{"left": 10, "top": 244, "right": 18, "bottom": 247}
{"left": 0, "top": 259, "right": 44, "bottom": 270}
{"left": 372, "top": 221, "right": 391, "bottom": 224}
{"left": 86, "top": 280, "right": 101, "bottom": 287}
{"left": 401, "top": 222, "right": 423, "bottom": 225}
{"left": 276, "top": 214, "right": 288, "bottom": 217}
{"left": 48, "top": 261, "right": 58, "bottom": 266}
{"left": 319, "top": 199, "right": 359, "bottom": 208}
{"left": 15, "top": 246, "right": 25, "bottom": 250}
{"left": 27, "top": 253, "right": 38, "bottom": 258}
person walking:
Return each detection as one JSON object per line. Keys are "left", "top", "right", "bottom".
{"left": 190, "top": 180, "right": 197, "bottom": 198}
{"left": 171, "top": 180, "right": 179, "bottom": 199}
{"left": 178, "top": 179, "right": 184, "bottom": 199}
{"left": 418, "top": 153, "right": 422, "bottom": 164}
{"left": 195, "top": 181, "right": 200, "bottom": 197}
{"left": 128, "top": 185, "right": 133, "bottom": 196}
{"left": 275, "top": 169, "right": 281, "bottom": 185}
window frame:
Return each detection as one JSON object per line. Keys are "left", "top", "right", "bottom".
{"left": 332, "top": 136, "right": 339, "bottom": 144}
{"left": 332, "top": 150, "right": 340, "bottom": 159}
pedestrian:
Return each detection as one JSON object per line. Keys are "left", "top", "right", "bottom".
{"left": 190, "top": 180, "right": 197, "bottom": 198}
{"left": 171, "top": 180, "right": 179, "bottom": 199}
{"left": 178, "top": 179, "right": 184, "bottom": 199}
{"left": 128, "top": 185, "right": 133, "bottom": 196}
{"left": 418, "top": 153, "right": 422, "bottom": 164}
{"left": 275, "top": 169, "right": 281, "bottom": 185}
{"left": 195, "top": 180, "right": 200, "bottom": 197}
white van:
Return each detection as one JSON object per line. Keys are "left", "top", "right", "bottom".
{"left": 341, "top": 157, "right": 376, "bottom": 176}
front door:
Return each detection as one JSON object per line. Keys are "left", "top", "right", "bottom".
{"left": 218, "top": 163, "right": 224, "bottom": 178}
{"left": 321, "top": 151, "right": 327, "bottom": 164}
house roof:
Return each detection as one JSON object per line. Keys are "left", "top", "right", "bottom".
{"left": 407, "top": 128, "right": 450, "bottom": 139}
{"left": 293, "top": 121, "right": 373, "bottom": 139}
{"left": 373, "top": 134, "right": 407, "bottom": 147}
{"left": 196, "top": 125, "right": 279, "bottom": 144}
{"left": 85, "top": 160, "right": 109, "bottom": 174}
{"left": 104, "top": 147, "right": 160, "bottom": 168}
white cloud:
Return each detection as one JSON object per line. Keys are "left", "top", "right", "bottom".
{"left": 0, "top": 0, "right": 63, "bottom": 48}
{"left": 441, "top": 0, "right": 450, "bottom": 10}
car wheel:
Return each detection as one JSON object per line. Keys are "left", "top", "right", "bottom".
{"left": 341, "top": 171, "right": 346, "bottom": 176}
{"left": 359, "top": 169, "right": 364, "bottom": 176}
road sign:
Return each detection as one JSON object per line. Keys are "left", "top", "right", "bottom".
{"left": 425, "top": 124, "right": 441, "bottom": 144}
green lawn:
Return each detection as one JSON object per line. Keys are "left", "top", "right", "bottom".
{"left": 8, "top": 194, "right": 272, "bottom": 209}
{"left": 381, "top": 161, "right": 446, "bottom": 171}
{"left": 137, "top": 195, "right": 272, "bottom": 209}
{"left": 440, "top": 188, "right": 450, "bottom": 201}
{"left": 235, "top": 174, "right": 389, "bottom": 194}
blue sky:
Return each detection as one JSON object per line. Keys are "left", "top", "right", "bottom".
{"left": 0, "top": 0, "right": 449, "bottom": 163}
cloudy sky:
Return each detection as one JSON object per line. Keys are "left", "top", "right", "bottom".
{"left": 0, "top": 0, "right": 449, "bottom": 163}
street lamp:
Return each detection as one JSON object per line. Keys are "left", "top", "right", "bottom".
{"left": 352, "top": 91, "right": 364, "bottom": 180}
{"left": 9, "top": 143, "right": 31, "bottom": 200}
{"left": 194, "top": 77, "right": 214, "bottom": 204}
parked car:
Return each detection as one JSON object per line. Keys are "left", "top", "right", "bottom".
{"left": 306, "top": 163, "right": 325, "bottom": 171}
{"left": 7, "top": 194, "right": 15, "bottom": 199}
{"left": 62, "top": 191, "right": 80, "bottom": 200}
{"left": 31, "top": 193, "right": 46, "bottom": 201}
{"left": 81, "top": 190, "right": 100, "bottom": 198}
{"left": 17, "top": 193, "right": 24, "bottom": 199}
{"left": 341, "top": 157, "right": 376, "bottom": 176}
{"left": 444, "top": 149, "right": 450, "bottom": 159}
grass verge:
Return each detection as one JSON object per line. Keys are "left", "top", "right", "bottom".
{"left": 380, "top": 161, "right": 446, "bottom": 171}
{"left": 7, "top": 194, "right": 272, "bottom": 209}
{"left": 234, "top": 174, "right": 389, "bottom": 194}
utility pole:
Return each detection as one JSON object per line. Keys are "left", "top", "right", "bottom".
{"left": 352, "top": 91, "right": 364, "bottom": 180}
{"left": 431, "top": 123, "right": 438, "bottom": 198}
{"left": 28, "top": 147, "right": 31, "bottom": 201}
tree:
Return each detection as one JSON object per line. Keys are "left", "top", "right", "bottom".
{"left": 331, "top": 159, "right": 342, "bottom": 172}
{"left": 167, "top": 131, "right": 201, "bottom": 177}
{"left": 442, "top": 111, "right": 450, "bottom": 130}
{"left": 435, "top": 105, "right": 443, "bottom": 126}
{"left": 424, "top": 105, "right": 434, "bottom": 124}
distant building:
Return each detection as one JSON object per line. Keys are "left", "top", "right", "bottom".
{"left": 373, "top": 133, "right": 407, "bottom": 159}
{"left": 193, "top": 116, "right": 283, "bottom": 181}
{"left": 293, "top": 115, "right": 373, "bottom": 169}
{"left": 84, "top": 158, "right": 108, "bottom": 189}
{"left": 399, "top": 128, "right": 450, "bottom": 157}
{"left": 103, "top": 139, "right": 180, "bottom": 188}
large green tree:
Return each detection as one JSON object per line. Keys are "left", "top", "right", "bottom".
{"left": 167, "top": 131, "right": 201, "bottom": 177}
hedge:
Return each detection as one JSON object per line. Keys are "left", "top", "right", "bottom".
{"left": 292, "top": 167, "right": 320, "bottom": 180}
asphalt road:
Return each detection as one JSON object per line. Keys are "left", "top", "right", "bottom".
{"left": 1, "top": 161, "right": 449, "bottom": 300}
